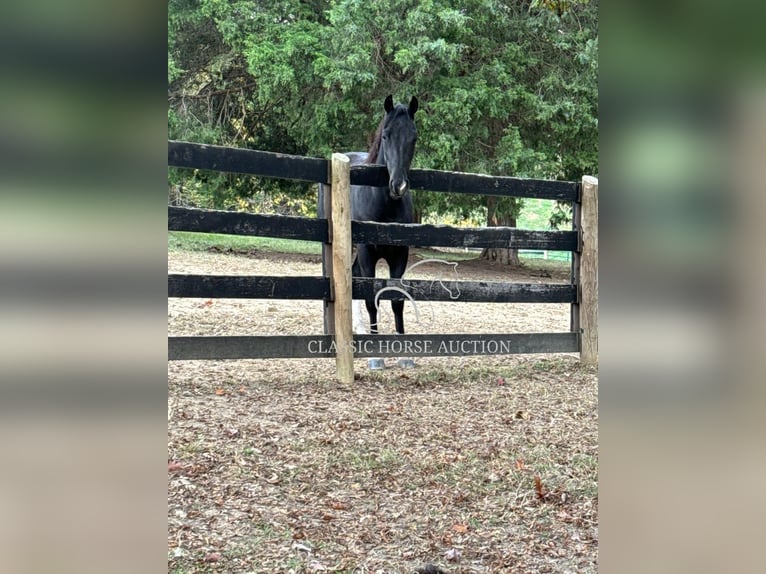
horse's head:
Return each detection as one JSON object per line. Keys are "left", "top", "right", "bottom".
{"left": 379, "top": 95, "right": 418, "bottom": 199}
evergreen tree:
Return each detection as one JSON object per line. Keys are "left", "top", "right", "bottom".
{"left": 168, "top": 0, "right": 597, "bottom": 263}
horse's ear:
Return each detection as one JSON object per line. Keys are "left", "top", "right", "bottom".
{"left": 384, "top": 95, "right": 394, "bottom": 113}
{"left": 408, "top": 96, "right": 419, "bottom": 117}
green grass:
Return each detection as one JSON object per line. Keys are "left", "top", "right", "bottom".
{"left": 517, "top": 198, "right": 562, "bottom": 231}
{"left": 168, "top": 230, "right": 321, "bottom": 255}
{"left": 341, "top": 447, "right": 404, "bottom": 473}
{"left": 517, "top": 199, "right": 572, "bottom": 262}
{"left": 413, "top": 247, "right": 482, "bottom": 262}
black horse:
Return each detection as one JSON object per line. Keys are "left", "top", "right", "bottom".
{"left": 320, "top": 95, "right": 419, "bottom": 368}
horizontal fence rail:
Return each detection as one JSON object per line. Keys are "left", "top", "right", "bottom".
{"left": 352, "top": 220, "right": 577, "bottom": 251}
{"left": 168, "top": 207, "right": 574, "bottom": 251}
{"left": 351, "top": 165, "right": 578, "bottom": 201}
{"left": 169, "top": 140, "right": 329, "bottom": 184}
{"left": 168, "top": 275, "right": 329, "bottom": 300}
{"left": 353, "top": 278, "right": 576, "bottom": 303}
{"left": 169, "top": 206, "right": 329, "bottom": 242}
{"left": 168, "top": 333, "right": 579, "bottom": 360}
{"left": 168, "top": 274, "right": 576, "bottom": 304}
{"left": 170, "top": 140, "right": 577, "bottom": 201}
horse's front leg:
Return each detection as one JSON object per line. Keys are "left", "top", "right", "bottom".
{"left": 365, "top": 298, "right": 379, "bottom": 334}
{"left": 391, "top": 299, "right": 405, "bottom": 335}
{"left": 354, "top": 248, "right": 385, "bottom": 370}
{"left": 388, "top": 249, "right": 416, "bottom": 369}
{"left": 364, "top": 297, "right": 385, "bottom": 370}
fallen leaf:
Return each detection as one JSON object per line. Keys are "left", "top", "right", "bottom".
{"left": 329, "top": 501, "right": 348, "bottom": 510}
{"left": 292, "top": 541, "right": 312, "bottom": 553}
{"left": 444, "top": 547, "right": 462, "bottom": 561}
{"left": 214, "top": 388, "right": 226, "bottom": 396}
{"left": 515, "top": 459, "right": 525, "bottom": 471}
{"left": 168, "top": 462, "right": 183, "bottom": 472}
{"left": 515, "top": 410, "right": 529, "bottom": 419}
{"left": 497, "top": 376, "right": 505, "bottom": 385}
{"left": 451, "top": 523, "right": 468, "bottom": 533}
{"left": 452, "top": 490, "right": 468, "bottom": 504}
{"left": 534, "top": 475, "right": 546, "bottom": 500}
{"left": 265, "top": 472, "right": 280, "bottom": 484}
{"left": 203, "top": 552, "right": 221, "bottom": 563}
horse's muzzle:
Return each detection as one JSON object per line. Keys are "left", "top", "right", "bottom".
{"left": 389, "top": 180, "right": 409, "bottom": 199}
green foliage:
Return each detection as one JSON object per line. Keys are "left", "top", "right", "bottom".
{"left": 549, "top": 201, "right": 574, "bottom": 229}
{"left": 168, "top": 0, "right": 597, "bottom": 227}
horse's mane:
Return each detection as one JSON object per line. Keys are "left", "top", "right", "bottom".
{"left": 365, "top": 115, "right": 386, "bottom": 164}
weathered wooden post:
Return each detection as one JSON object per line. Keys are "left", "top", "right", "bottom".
{"left": 579, "top": 175, "right": 598, "bottom": 365}
{"left": 331, "top": 153, "right": 354, "bottom": 382}
{"left": 321, "top": 177, "right": 335, "bottom": 336}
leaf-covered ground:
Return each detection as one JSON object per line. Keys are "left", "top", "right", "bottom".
{"left": 168, "top": 250, "right": 598, "bottom": 573}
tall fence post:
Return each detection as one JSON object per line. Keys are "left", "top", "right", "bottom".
{"left": 579, "top": 175, "right": 598, "bottom": 365}
{"left": 331, "top": 153, "right": 354, "bottom": 382}
{"left": 321, "top": 178, "right": 335, "bottom": 335}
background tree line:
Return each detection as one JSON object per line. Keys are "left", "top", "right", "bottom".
{"left": 169, "top": 0, "right": 597, "bottom": 264}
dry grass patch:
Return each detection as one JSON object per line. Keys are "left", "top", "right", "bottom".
{"left": 169, "top": 357, "right": 596, "bottom": 573}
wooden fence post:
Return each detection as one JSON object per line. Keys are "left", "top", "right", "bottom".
{"left": 321, "top": 178, "right": 335, "bottom": 335}
{"left": 331, "top": 154, "right": 354, "bottom": 382}
{"left": 579, "top": 175, "right": 598, "bottom": 365}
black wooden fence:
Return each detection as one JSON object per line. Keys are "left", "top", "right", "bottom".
{"left": 168, "top": 140, "right": 597, "bottom": 374}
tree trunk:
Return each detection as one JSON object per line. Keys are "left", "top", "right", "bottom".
{"left": 480, "top": 196, "right": 521, "bottom": 266}
{"left": 412, "top": 204, "right": 423, "bottom": 224}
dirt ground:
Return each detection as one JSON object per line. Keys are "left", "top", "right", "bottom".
{"left": 168, "top": 248, "right": 598, "bottom": 573}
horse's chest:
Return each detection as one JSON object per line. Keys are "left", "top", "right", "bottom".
{"left": 351, "top": 187, "right": 412, "bottom": 223}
